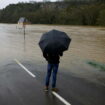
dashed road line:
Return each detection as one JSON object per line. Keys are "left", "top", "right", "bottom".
{"left": 52, "top": 92, "right": 71, "bottom": 105}
{"left": 14, "top": 59, "right": 36, "bottom": 78}
{"left": 14, "top": 59, "right": 71, "bottom": 105}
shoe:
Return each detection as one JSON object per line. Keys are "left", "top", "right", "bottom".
{"left": 52, "top": 88, "right": 59, "bottom": 92}
{"left": 44, "top": 86, "right": 49, "bottom": 92}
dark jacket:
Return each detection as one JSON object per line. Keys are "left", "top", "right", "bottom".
{"left": 43, "top": 52, "right": 63, "bottom": 64}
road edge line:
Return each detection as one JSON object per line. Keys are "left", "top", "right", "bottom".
{"left": 14, "top": 59, "right": 36, "bottom": 78}
{"left": 52, "top": 91, "right": 71, "bottom": 105}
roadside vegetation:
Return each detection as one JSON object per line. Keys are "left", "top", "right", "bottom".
{"left": 0, "top": 0, "right": 105, "bottom": 26}
{"left": 87, "top": 61, "right": 105, "bottom": 71}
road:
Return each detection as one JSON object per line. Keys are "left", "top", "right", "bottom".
{"left": 0, "top": 24, "right": 105, "bottom": 105}
{"left": 0, "top": 59, "right": 105, "bottom": 105}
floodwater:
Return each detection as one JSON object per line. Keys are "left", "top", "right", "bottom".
{"left": 0, "top": 24, "right": 105, "bottom": 84}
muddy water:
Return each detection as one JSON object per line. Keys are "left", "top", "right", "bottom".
{"left": 0, "top": 24, "right": 105, "bottom": 72}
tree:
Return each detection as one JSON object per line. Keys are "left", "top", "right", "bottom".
{"left": 97, "top": 9, "right": 105, "bottom": 26}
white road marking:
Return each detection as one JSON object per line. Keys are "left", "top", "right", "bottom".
{"left": 52, "top": 92, "right": 71, "bottom": 105}
{"left": 14, "top": 59, "right": 71, "bottom": 105}
{"left": 14, "top": 59, "right": 36, "bottom": 78}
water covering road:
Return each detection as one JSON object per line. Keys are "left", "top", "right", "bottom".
{"left": 0, "top": 24, "right": 105, "bottom": 105}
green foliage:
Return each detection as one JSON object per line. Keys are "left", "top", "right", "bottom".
{"left": 97, "top": 9, "right": 105, "bottom": 26}
{"left": 0, "top": 1, "right": 105, "bottom": 26}
{"left": 87, "top": 61, "right": 105, "bottom": 71}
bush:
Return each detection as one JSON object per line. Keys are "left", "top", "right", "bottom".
{"left": 97, "top": 9, "right": 105, "bottom": 26}
{"left": 0, "top": 2, "right": 105, "bottom": 26}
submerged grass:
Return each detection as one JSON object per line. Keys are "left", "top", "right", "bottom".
{"left": 87, "top": 61, "right": 105, "bottom": 71}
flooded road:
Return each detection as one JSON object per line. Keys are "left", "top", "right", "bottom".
{"left": 0, "top": 24, "right": 105, "bottom": 105}
{"left": 0, "top": 24, "right": 105, "bottom": 78}
{"left": 0, "top": 24, "right": 105, "bottom": 66}
{"left": 0, "top": 24, "right": 105, "bottom": 62}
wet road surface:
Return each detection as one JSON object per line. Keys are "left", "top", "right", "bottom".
{"left": 0, "top": 24, "right": 105, "bottom": 105}
{"left": 0, "top": 59, "right": 105, "bottom": 105}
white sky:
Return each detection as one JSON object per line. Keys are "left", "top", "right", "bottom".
{"left": 0, "top": 0, "right": 56, "bottom": 9}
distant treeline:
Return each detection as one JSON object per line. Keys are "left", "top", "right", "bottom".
{"left": 0, "top": 1, "right": 105, "bottom": 26}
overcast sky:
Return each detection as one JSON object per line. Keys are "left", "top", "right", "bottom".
{"left": 0, "top": 0, "right": 56, "bottom": 9}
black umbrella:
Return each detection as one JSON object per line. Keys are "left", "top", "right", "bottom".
{"left": 39, "top": 29, "right": 71, "bottom": 53}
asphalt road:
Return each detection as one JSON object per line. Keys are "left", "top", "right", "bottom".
{"left": 0, "top": 24, "right": 105, "bottom": 105}
{"left": 0, "top": 60, "right": 105, "bottom": 105}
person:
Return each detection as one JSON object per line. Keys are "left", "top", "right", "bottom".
{"left": 43, "top": 51, "right": 63, "bottom": 92}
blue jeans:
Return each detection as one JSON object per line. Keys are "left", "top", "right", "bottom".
{"left": 45, "top": 63, "right": 59, "bottom": 88}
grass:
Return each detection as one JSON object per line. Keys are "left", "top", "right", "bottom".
{"left": 87, "top": 61, "right": 105, "bottom": 71}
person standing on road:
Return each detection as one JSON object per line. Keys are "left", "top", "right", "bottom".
{"left": 43, "top": 51, "right": 63, "bottom": 92}
{"left": 39, "top": 30, "right": 71, "bottom": 92}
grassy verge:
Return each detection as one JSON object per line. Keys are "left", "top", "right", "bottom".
{"left": 87, "top": 61, "right": 105, "bottom": 71}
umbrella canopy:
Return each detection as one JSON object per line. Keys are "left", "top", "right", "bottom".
{"left": 39, "top": 29, "right": 71, "bottom": 53}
